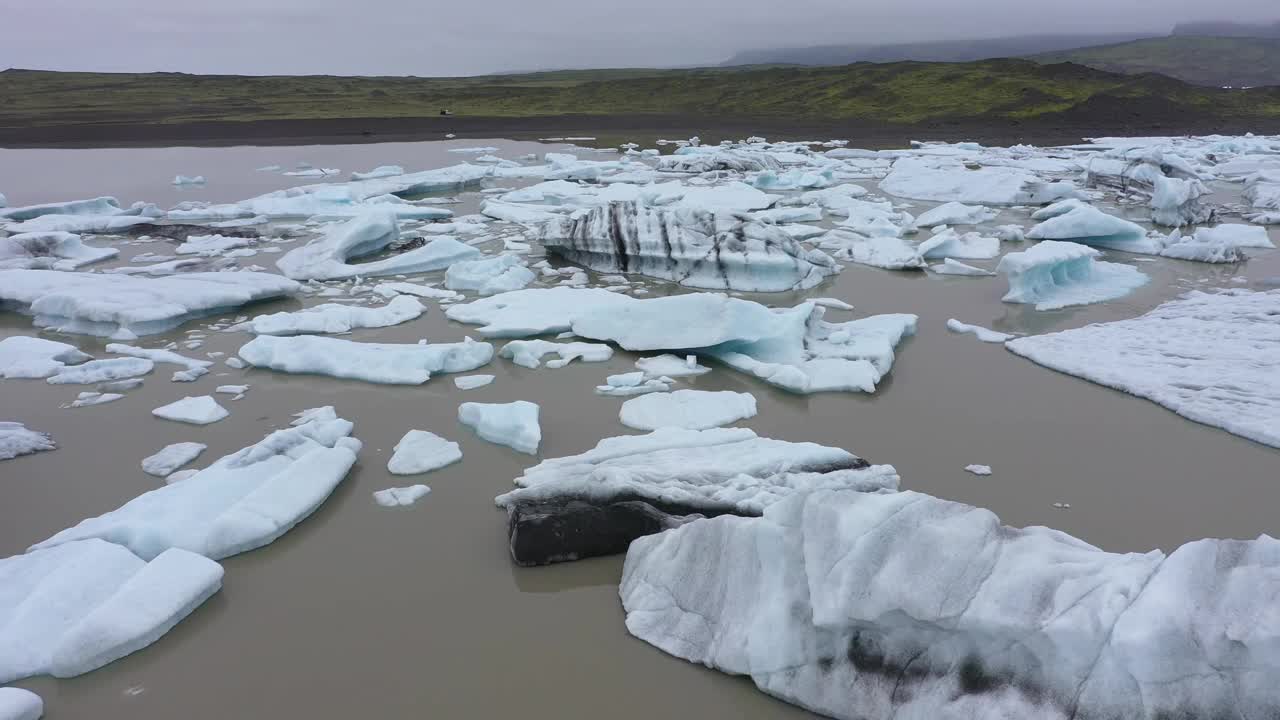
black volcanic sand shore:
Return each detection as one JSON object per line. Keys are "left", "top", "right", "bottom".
{"left": 2, "top": 114, "right": 1278, "bottom": 149}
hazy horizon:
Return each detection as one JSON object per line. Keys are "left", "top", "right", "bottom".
{"left": 3, "top": 0, "right": 1277, "bottom": 77}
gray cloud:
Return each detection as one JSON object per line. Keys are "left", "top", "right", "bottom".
{"left": 2, "top": 0, "right": 1275, "bottom": 76}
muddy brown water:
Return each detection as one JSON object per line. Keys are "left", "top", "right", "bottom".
{"left": 1, "top": 139, "right": 1278, "bottom": 719}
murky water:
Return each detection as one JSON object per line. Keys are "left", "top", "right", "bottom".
{"left": 1, "top": 138, "right": 1278, "bottom": 719}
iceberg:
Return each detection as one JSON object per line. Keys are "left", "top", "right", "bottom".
{"left": 458, "top": 401, "right": 541, "bottom": 455}
{"left": 387, "top": 430, "right": 461, "bottom": 475}
{"left": 1150, "top": 176, "right": 1213, "bottom": 227}
{"left": 1007, "top": 289, "right": 1280, "bottom": 448}
{"left": 0, "top": 196, "right": 124, "bottom": 222}
{"left": 880, "top": 157, "right": 1081, "bottom": 205}
{"left": 46, "top": 358, "right": 153, "bottom": 385}
{"left": 31, "top": 407, "right": 360, "bottom": 560}
{"left": 621, "top": 488, "right": 1280, "bottom": 720}
{"left": 444, "top": 254, "right": 536, "bottom": 295}
{"left": 238, "top": 334, "right": 493, "bottom": 385}
{"left": 917, "top": 228, "right": 1000, "bottom": 260}
{"left": 1026, "top": 201, "right": 1160, "bottom": 254}
{"left": 141, "top": 442, "right": 207, "bottom": 477}
{"left": 499, "top": 339, "right": 613, "bottom": 369}
{"left": 245, "top": 295, "right": 425, "bottom": 335}
{"left": 495, "top": 427, "right": 898, "bottom": 565}
{"left": 105, "top": 343, "right": 212, "bottom": 381}
{"left": 174, "top": 234, "right": 254, "bottom": 257}
{"left": 0, "top": 269, "right": 299, "bottom": 337}
{"left": 817, "top": 230, "right": 926, "bottom": 270}
{"left": 997, "top": 241, "right": 1149, "bottom": 310}
{"left": 618, "top": 389, "right": 757, "bottom": 430}
{"left": 372, "top": 282, "right": 460, "bottom": 301}
{"left": 0, "top": 232, "right": 118, "bottom": 270}
{"left": 595, "top": 373, "right": 673, "bottom": 397}
{"left": 965, "top": 463, "right": 993, "bottom": 475}
{"left": 372, "top": 485, "right": 431, "bottom": 507}
{"left": 656, "top": 150, "right": 779, "bottom": 174}
{"left": 444, "top": 287, "right": 634, "bottom": 337}
{"left": 1158, "top": 232, "right": 1246, "bottom": 264}
{"left": 540, "top": 202, "right": 838, "bottom": 292}
{"left": 151, "top": 396, "right": 228, "bottom": 425}
{"left": 1192, "top": 223, "right": 1275, "bottom": 249}
{"left": 275, "top": 210, "right": 480, "bottom": 281}
{"left": 0, "top": 422, "right": 55, "bottom": 461}
{"left": 0, "top": 336, "right": 91, "bottom": 379}
{"left": 913, "top": 201, "right": 997, "bottom": 228}
{"left": 0, "top": 540, "right": 222, "bottom": 683}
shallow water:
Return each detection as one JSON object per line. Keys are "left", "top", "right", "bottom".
{"left": 2, "top": 138, "right": 1278, "bottom": 719}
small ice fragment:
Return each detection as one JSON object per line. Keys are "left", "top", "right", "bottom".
{"left": 373, "top": 485, "right": 431, "bottom": 507}
{"left": 151, "top": 396, "right": 228, "bottom": 425}
{"left": 946, "top": 319, "right": 1013, "bottom": 343}
{"left": 141, "top": 442, "right": 207, "bottom": 477}
{"left": 387, "top": 430, "right": 462, "bottom": 475}
{"left": 453, "top": 375, "right": 495, "bottom": 390}
{"left": 964, "top": 464, "right": 993, "bottom": 476}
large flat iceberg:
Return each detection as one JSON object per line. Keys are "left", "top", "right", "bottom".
{"left": 238, "top": 335, "right": 493, "bottom": 385}
{"left": 245, "top": 295, "right": 425, "bottom": 335}
{"left": 880, "top": 157, "right": 1080, "bottom": 205}
{"left": 1007, "top": 289, "right": 1280, "bottom": 448}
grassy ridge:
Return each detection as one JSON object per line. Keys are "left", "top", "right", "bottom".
{"left": 2, "top": 59, "right": 1279, "bottom": 130}
{"left": 1033, "top": 37, "right": 1280, "bottom": 88}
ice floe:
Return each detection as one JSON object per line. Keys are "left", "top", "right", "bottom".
{"left": 453, "top": 374, "right": 494, "bottom": 390}
{"left": 372, "top": 485, "right": 431, "bottom": 507}
{"left": 0, "top": 232, "right": 118, "bottom": 271}
{"left": 458, "top": 401, "right": 541, "bottom": 455}
{"left": 997, "top": 241, "right": 1149, "bottom": 310}
{"left": 152, "top": 396, "right": 228, "bottom": 425}
{"left": 239, "top": 335, "right": 492, "bottom": 385}
{"left": 913, "top": 201, "right": 997, "bottom": 228}
{"left": 881, "top": 156, "right": 1081, "bottom": 205}
{"left": 245, "top": 295, "right": 425, "bottom": 335}
{"left": 0, "top": 336, "right": 91, "bottom": 379}
{"left": 634, "top": 354, "right": 710, "bottom": 379}
{"left": 0, "top": 422, "right": 55, "bottom": 461}
{"left": 918, "top": 227, "right": 1000, "bottom": 260}
{"left": 965, "top": 463, "right": 993, "bottom": 475}
{"left": 499, "top": 339, "right": 613, "bottom": 369}
{"left": 932, "top": 258, "right": 995, "bottom": 276}
{"left": 444, "top": 254, "right": 535, "bottom": 295}
{"left": 817, "top": 230, "right": 926, "bottom": 270}
{"left": 946, "top": 319, "right": 1013, "bottom": 343}
{"left": 141, "top": 442, "right": 207, "bottom": 477}
{"left": 1008, "top": 289, "right": 1280, "bottom": 448}
{"left": 46, "top": 358, "right": 153, "bottom": 385}
{"left": 0, "top": 687, "right": 41, "bottom": 720}
{"left": 1027, "top": 201, "right": 1159, "bottom": 254}
{"left": 618, "top": 389, "right": 757, "bottom": 430}
{"left": 387, "top": 430, "right": 462, "bottom": 475}
{"left": 275, "top": 210, "right": 479, "bottom": 281}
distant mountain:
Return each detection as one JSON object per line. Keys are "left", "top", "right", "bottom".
{"left": 720, "top": 33, "right": 1158, "bottom": 67}
{"left": 1034, "top": 36, "right": 1280, "bottom": 87}
{"left": 1172, "top": 20, "right": 1280, "bottom": 38}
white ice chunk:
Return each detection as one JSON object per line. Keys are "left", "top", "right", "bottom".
{"left": 372, "top": 485, "right": 431, "bottom": 507}
{"left": 1008, "top": 289, "right": 1280, "bottom": 448}
{"left": 913, "top": 202, "right": 997, "bottom": 228}
{"left": 238, "top": 334, "right": 492, "bottom": 385}
{"left": 635, "top": 354, "right": 711, "bottom": 379}
{"left": 0, "top": 336, "right": 91, "bottom": 379}
{"left": 964, "top": 463, "right": 993, "bottom": 475}
{"left": 245, "top": 295, "right": 425, "bottom": 335}
{"left": 444, "top": 287, "right": 634, "bottom": 337}
{"left": 1027, "top": 202, "right": 1160, "bottom": 254}
{"left": 932, "top": 258, "right": 995, "bottom": 276}
{"left": 0, "top": 422, "right": 55, "bottom": 461}
{"left": 457, "top": 401, "right": 541, "bottom": 454}
{"left": 0, "top": 232, "right": 118, "bottom": 271}
{"left": 387, "top": 430, "right": 462, "bottom": 475}
{"left": 817, "top": 230, "right": 926, "bottom": 270}
{"left": 172, "top": 175, "right": 205, "bottom": 185}
{"left": 499, "top": 339, "right": 613, "bottom": 369}
{"left": 453, "top": 374, "right": 494, "bottom": 390}
{"left": 372, "top": 282, "right": 461, "bottom": 301}
{"left": 0, "top": 687, "right": 41, "bottom": 720}
{"left": 276, "top": 210, "right": 479, "bottom": 281}
{"left": 619, "top": 389, "right": 757, "bottom": 430}
{"left": 141, "top": 442, "right": 207, "bottom": 477}
{"left": 946, "top": 318, "right": 1013, "bottom": 343}
{"left": 174, "top": 234, "right": 253, "bottom": 257}
{"left": 997, "top": 241, "right": 1149, "bottom": 310}
{"left": 46, "top": 358, "right": 153, "bottom": 385}
{"left": 31, "top": 408, "right": 359, "bottom": 560}
{"left": 151, "top": 396, "right": 228, "bottom": 425}
{"left": 917, "top": 227, "right": 1001, "bottom": 260}
{"left": 444, "top": 254, "right": 536, "bottom": 295}
{"left": 881, "top": 157, "right": 1081, "bottom": 205}
{"left": 351, "top": 165, "right": 404, "bottom": 181}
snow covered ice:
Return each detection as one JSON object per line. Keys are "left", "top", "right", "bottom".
{"left": 495, "top": 427, "right": 898, "bottom": 565}
{"left": 499, "top": 339, "right": 613, "bottom": 369}
{"left": 152, "top": 396, "right": 228, "bottom": 425}
{"left": 245, "top": 295, "right": 425, "bottom": 335}
{"left": 913, "top": 201, "right": 997, "bottom": 228}
{"left": 387, "top": 430, "right": 461, "bottom": 475}
{"left": 0, "top": 422, "right": 55, "bottom": 461}
{"left": 0, "top": 269, "right": 298, "bottom": 337}
{"left": 0, "top": 687, "right": 41, "bottom": 720}
{"left": 634, "top": 354, "right": 710, "bottom": 379}
{"left": 0, "top": 232, "right": 118, "bottom": 271}
{"left": 619, "top": 390, "right": 757, "bottom": 430}
{"left": 46, "top": 358, "right": 153, "bottom": 385}
{"left": 817, "top": 230, "right": 926, "bottom": 271}
{"left": 238, "top": 335, "right": 493, "bottom": 385}
{"left": 0, "top": 540, "right": 222, "bottom": 683}
{"left": 373, "top": 485, "right": 431, "bottom": 507}
{"left": 621, "top": 488, "right": 1280, "bottom": 720}
{"left": 141, "top": 442, "right": 207, "bottom": 477}
{"left": 932, "top": 258, "right": 994, "bottom": 276}
{"left": 0, "top": 336, "right": 91, "bottom": 379}
{"left": 880, "top": 156, "right": 1081, "bottom": 205}
{"left": 1008, "top": 289, "right": 1280, "bottom": 448}
{"left": 458, "top": 401, "right": 541, "bottom": 455}
{"left": 31, "top": 407, "right": 360, "bottom": 560}
{"left": 997, "top": 241, "right": 1149, "bottom": 310}
{"left": 918, "top": 228, "right": 1000, "bottom": 260}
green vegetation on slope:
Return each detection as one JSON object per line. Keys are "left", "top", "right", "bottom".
{"left": 2, "top": 58, "right": 1279, "bottom": 130}
{"left": 1033, "top": 37, "right": 1280, "bottom": 88}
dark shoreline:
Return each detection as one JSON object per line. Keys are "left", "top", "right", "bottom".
{"left": 2, "top": 114, "right": 1276, "bottom": 149}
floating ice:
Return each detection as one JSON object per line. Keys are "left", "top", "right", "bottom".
{"left": 619, "top": 389, "right": 757, "bottom": 430}
{"left": 175, "top": 234, "right": 253, "bottom": 257}
{"left": 0, "top": 336, "right": 91, "bottom": 379}
{"left": 387, "top": 430, "right": 462, "bottom": 475}
{"left": 499, "top": 339, "right": 613, "bottom": 369}
{"left": 0, "top": 196, "right": 124, "bottom": 222}
{"left": 141, "top": 442, "right": 207, "bottom": 477}
{"left": 46, "top": 358, "right": 153, "bottom": 385}
{"left": 458, "top": 401, "right": 541, "bottom": 455}
{"left": 965, "top": 463, "right": 993, "bottom": 475}
{"left": 372, "top": 485, "right": 431, "bottom": 507}
{"left": 0, "top": 269, "right": 299, "bottom": 337}
{"left": 1008, "top": 289, "right": 1280, "bottom": 448}
{"left": 997, "top": 241, "right": 1149, "bottom": 310}
{"left": 932, "top": 258, "right": 995, "bottom": 276}
{"left": 453, "top": 374, "right": 494, "bottom": 390}
{"left": 172, "top": 175, "right": 206, "bottom": 186}
{"left": 152, "top": 396, "right": 228, "bottom": 425}
{"left": 541, "top": 202, "right": 838, "bottom": 292}
{"left": 913, "top": 201, "right": 997, "bottom": 228}
{"left": 621, "top": 488, "right": 1280, "bottom": 720}
{"left": 1027, "top": 201, "right": 1159, "bottom": 254}
{"left": 1158, "top": 231, "right": 1246, "bottom": 264}
{"left": 881, "top": 157, "right": 1081, "bottom": 205}
{"left": 31, "top": 407, "right": 360, "bottom": 560}
{"left": 496, "top": 427, "right": 897, "bottom": 565}
{"left": 444, "top": 254, "right": 536, "bottom": 295}
{"left": 917, "top": 227, "right": 1000, "bottom": 260}
{"left": 351, "top": 166, "right": 404, "bottom": 181}
{"left": 372, "top": 282, "right": 461, "bottom": 301}
{"left": 1150, "top": 176, "right": 1212, "bottom": 227}
{"left": 238, "top": 335, "right": 493, "bottom": 385}
{"left": 0, "top": 540, "right": 222, "bottom": 683}
{"left": 0, "top": 687, "right": 41, "bottom": 720}
{"left": 0, "top": 232, "right": 118, "bottom": 271}
{"left": 946, "top": 319, "right": 1013, "bottom": 343}
{"left": 0, "top": 422, "right": 55, "bottom": 461}
{"left": 817, "top": 230, "right": 926, "bottom": 270}
{"left": 276, "top": 210, "right": 479, "bottom": 281}
{"left": 596, "top": 373, "right": 673, "bottom": 397}
{"left": 1191, "top": 223, "right": 1275, "bottom": 249}
{"left": 245, "top": 295, "right": 425, "bottom": 335}
{"left": 444, "top": 287, "right": 634, "bottom": 337}
{"left": 105, "top": 343, "right": 212, "bottom": 381}
{"left": 635, "top": 354, "right": 710, "bottom": 379}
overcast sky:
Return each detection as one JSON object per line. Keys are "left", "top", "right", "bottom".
{"left": 3, "top": 0, "right": 1275, "bottom": 76}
